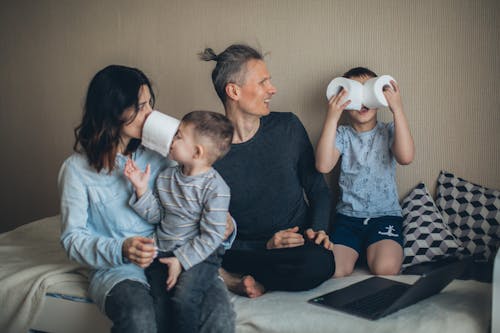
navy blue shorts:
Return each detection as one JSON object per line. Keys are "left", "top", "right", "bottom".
{"left": 331, "top": 213, "right": 404, "bottom": 255}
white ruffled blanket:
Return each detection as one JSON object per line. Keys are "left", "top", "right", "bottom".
{"left": 231, "top": 276, "right": 491, "bottom": 333}
{"left": 0, "top": 216, "right": 493, "bottom": 333}
{"left": 0, "top": 216, "right": 88, "bottom": 333}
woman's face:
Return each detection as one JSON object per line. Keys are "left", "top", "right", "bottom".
{"left": 121, "top": 85, "right": 153, "bottom": 142}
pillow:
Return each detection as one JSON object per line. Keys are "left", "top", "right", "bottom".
{"left": 436, "top": 171, "right": 500, "bottom": 261}
{"left": 401, "top": 182, "right": 462, "bottom": 267}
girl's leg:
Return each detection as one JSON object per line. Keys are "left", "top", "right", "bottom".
{"left": 331, "top": 244, "right": 359, "bottom": 277}
{"left": 366, "top": 239, "right": 403, "bottom": 275}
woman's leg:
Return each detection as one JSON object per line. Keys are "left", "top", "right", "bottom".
{"left": 104, "top": 279, "right": 157, "bottom": 333}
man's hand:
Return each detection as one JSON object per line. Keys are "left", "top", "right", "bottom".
{"left": 266, "top": 226, "right": 304, "bottom": 249}
{"left": 224, "top": 213, "right": 235, "bottom": 240}
{"left": 122, "top": 236, "right": 156, "bottom": 268}
{"left": 159, "top": 257, "right": 182, "bottom": 291}
{"left": 305, "top": 229, "right": 332, "bottom": 250}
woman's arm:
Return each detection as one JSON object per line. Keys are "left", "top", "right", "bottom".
{"left": 58, "top": 160, "right": 127, "bottom": 269}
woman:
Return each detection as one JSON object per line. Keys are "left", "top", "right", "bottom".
{"left": 59, "top": 65, "right": 235, "bottom": 332}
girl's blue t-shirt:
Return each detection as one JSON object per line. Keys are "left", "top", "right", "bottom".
{"left": 335, "top": 122, "right": 402, "bottom": 218}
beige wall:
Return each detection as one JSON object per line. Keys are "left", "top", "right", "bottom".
{"left": 1, "top": 0, "right": 499, "bottom": 232}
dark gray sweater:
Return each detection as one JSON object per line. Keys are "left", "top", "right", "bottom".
{"left": 214, "top": 112, "right": 331, "bottom": 250}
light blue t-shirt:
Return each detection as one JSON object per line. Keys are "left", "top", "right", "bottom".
{"left": 335, "top": 122, "right": 402, "bottom": 218}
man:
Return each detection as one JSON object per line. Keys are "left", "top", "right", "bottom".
{"left": 200, "top": 44, "right": 335, "bottom": 297}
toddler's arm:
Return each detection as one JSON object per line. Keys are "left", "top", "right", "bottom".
{"left": 315, "top": 89, "right": 350, "bottom": 173}
{"left": 124, "top": 159, "right": 151, "bottom": 198}
{"left": 384, "top": 81, "right": 415, "bottom": 165}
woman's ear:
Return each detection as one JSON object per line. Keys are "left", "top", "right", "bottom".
{"left": 225, "top": 83, "right": 240, "bottom": 101}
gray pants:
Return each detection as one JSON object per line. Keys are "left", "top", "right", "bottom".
{"left": 104, "top": 277, "right": 235, "bottom": 333}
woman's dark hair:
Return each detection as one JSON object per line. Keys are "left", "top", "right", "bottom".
{"left": 343, "top": 67, "right": 378, "bottom": 79}
{"left": 74, "top": 65, "right": 155, "bottom": 172}
{"left": 199, "top": 44, "right": 263, "bottom": 105}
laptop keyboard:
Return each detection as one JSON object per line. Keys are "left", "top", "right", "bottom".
{"left": 341, "top": 284, "right": 409, "bottom": 317}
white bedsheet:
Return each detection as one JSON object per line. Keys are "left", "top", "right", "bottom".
{"left": 0, "top": 216, "right": 493, "bottom": 333}
{"left": 231, "top": 276, "right": 491, "bottom": 333}
{"left": 0, "top": 216, "right": 89, "bottom": 333}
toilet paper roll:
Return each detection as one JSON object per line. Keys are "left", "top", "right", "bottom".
{"left": 363, "top": 75, "right": 395, "bottom": 109}
{"left": 326, "top": 77, "right": 363, "bottom": 110}
{"left": 141, "top": 110, "right": 180, "bottom": 157}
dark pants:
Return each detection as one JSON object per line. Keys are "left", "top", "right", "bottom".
{"left": 222, "top": 241, "right": 335, "bottom": 291}
{"left": 147, "top": 249, "right": 224, "bottom": 333}
{"left": 105, "top": 279, "right": 156, "bottom": 333}
{"left": 104, "top": 253, "right": 235, "bottom": 333}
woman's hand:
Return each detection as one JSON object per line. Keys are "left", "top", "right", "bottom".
{"left": 305, "top": 229, "right": 333, "bottom": 250}
{"left": 122, "top": 236, "right": 156, "bottom": 268}
{"left": 266, "top": 226, "right": 305, "bottom": 249}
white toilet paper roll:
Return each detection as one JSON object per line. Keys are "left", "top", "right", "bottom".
{"left": 363, "top": 75, "right": 395, "bottom": 109}
{"left": 326, "top": 77, "right": 363, "bottom": 110}
{"left": 141, "top": 110, "right": 180, "bottom": 157}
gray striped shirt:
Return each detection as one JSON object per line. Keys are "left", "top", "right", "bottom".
{"left": 130, "top": 165, "right": 230, "bottom": 270}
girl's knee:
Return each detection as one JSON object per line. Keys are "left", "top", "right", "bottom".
{"left": 370, "top": 259, "right": 401, "bottom": 275}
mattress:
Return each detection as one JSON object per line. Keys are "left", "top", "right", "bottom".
{"left": 30, "top": 271, "right": 492, "bottom": 333}
{"left": 0, "top": 216, "right": 493, "bottom": 333}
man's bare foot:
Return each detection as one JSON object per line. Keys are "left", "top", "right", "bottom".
{"left": 219, "top": 268, "right": 265, "bottom": 298}
{"left": 240, "top": 275, "right": 265, "bottom": 298}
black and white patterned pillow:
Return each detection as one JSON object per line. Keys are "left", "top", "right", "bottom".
{"left": 401, "top": 183, "right": 462, "bottom": 267}
{"left": 436, "top": 171, "right": 500, "bottom": 261}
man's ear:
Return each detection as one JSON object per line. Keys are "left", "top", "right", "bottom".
{"left": 225, "top": 83, "right": 240, "bottom": 101}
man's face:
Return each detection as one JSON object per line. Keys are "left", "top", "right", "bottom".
{"left": 236, "top": 59, "right": 277, "bottom": 117}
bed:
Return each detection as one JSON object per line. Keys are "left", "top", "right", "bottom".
{"left": 0, "top": 216, "right": 493, "bottom": 333}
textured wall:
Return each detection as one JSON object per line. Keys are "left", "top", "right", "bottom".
{"left": 1, "top": 0, "right": 499, "bottom": 232}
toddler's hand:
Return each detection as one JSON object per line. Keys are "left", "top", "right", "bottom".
{"left": 159, "top": 257, "right": 183, "bottom": 291}
{"left": 124, "top": 159, "right": 150, "bottom": 197}
{"left": 383, "top": 80, "right": 403, "bottom": 114}
{"left": 327, "top": 88, "right": 351, "bottom": 122}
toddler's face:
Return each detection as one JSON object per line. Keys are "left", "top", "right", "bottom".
{"left": 169, "top": 122, "right": 197, "bottom": 165}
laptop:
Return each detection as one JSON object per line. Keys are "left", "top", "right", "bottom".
{"left": 308, "top": 258, "right": 469, "bottom": 320}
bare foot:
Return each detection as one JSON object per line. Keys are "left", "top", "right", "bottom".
{"left": 219, "top": 268, "right": 266, "bottom": 298}
{"left": 241, "top": 275, "right": 265, "bottom": 298}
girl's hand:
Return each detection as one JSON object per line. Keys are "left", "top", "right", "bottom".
{"left": 383, "top": 80, "right": 403, "bottom": 114}
{"left": 327, "top": 88, "right": 351, "bottom": 122}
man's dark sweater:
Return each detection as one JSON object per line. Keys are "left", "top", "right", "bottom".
{"left": 214, "top": 112, "right": 331, "bottom": 250}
